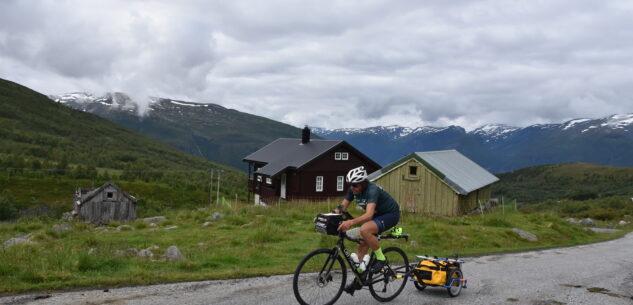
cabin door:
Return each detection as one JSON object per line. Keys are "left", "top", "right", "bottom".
{"left": 280, "top": 173, "right": 287, "bottom": 199}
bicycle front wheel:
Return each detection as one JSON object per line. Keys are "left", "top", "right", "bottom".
{"left": 293, "top": 248, "right": 347, "bottom": 305}
{"left": 368, "top": 246, "right": 410, "bottom": 302}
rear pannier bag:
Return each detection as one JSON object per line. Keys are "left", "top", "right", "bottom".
{"left": 315, "top": 213, "right": 343, "bottom": 235}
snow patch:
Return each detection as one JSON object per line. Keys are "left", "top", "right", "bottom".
{"left": 562, "top": 118, "right": 591, "bottom": 130}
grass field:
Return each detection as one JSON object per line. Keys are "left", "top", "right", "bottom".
{"left": 1, "top": 201, "right": 631, "bottom": 294}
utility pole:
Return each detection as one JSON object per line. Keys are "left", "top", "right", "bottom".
{"left": 209, "top": 170, "right": 214, "bottom": 206}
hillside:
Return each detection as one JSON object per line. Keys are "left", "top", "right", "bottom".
{"left": 313, "top": 116, "right": 633, "bottom": 173}
{"left": 493, "top": 162, "right": 633, "bottom": 203}
{"left": 0, "top": 78, "right": 246, "bottom": 217}
{"left": 50, "top": 92, "right": 319, "bottom": 170}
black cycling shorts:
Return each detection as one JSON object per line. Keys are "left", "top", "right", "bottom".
{"left": 373, "top": 211, "right": 400, "bottom": 234}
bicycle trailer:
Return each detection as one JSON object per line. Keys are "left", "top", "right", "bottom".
{"left": 409, "top": 255, "right": 467, "bottom": 297}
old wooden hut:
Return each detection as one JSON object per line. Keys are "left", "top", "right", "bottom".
{"left": 73, "top": 182, "right": 138, "bottom": 224}
{"left": 368, "top": 150, "right": 498, "bottom": 216}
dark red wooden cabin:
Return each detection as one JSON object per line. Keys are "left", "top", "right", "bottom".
{"left": 243, "top": 127, "right": 380, "bottom": 204}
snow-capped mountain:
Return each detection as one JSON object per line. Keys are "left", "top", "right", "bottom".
{"left": 314, "top": 114, "right": 633, "bottom": 173}
{"left": 49, "top": 92, "right": 308, "bottom": 170}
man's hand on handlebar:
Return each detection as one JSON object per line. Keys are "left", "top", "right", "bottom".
{"left": 338, "top": 220, "right": 353, "bottom": 232}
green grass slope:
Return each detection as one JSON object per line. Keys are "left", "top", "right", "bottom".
{"left": 493, "top": 162, "right": 633, "bottom": 204}
{"left": 0, "top": 78, "right": 246, "bottom": 216}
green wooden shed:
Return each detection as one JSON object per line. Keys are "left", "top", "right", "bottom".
{"left": 368, "top": 150, "right": 499, "bottom": 216}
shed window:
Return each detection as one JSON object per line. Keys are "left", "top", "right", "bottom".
{"left": 337, "top": 176, "right": 344, "bottom": 191}
{"left": 106, "top": 192, "right": 114, "bottom": 199}
{"left": 257, "top": 176, "right": 262, "bottom": 182}
{"left": 409, "top": 166, "right": 418, "bottom": 176}
{"left": 266, "top": 177, "right": 272, "bottom": 184}
{"left": 316, "top": 176, "right": 324, "bottom": 192}
{"left": 335, "top": 152, "right": 342, "bottom": 160}
{"left": 341, "top": 152, "right": 349, "bottom": 160}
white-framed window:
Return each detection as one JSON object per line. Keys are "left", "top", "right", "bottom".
{"left": 266, "top": 177, "right": 272, "bottom": 184}
{"left": 337, "top": 176, "right": 344, "bottom": 191}
{"left": 316, "top": 176, "right": 324, "bottom": 192}
{"left": 335, "top": 152, "right": 342, "bottom": 160}
{"left": 257, "top": 175, "right": 262, "bottom": 182}
{"left": 341, "top": 152, "right": 349, "bottom": 160}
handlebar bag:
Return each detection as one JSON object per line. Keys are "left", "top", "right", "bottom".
{"left": 315, "top": 213, "right": 343, "bottom": 235}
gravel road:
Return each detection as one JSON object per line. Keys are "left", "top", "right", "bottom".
{"left": 2, "top": 232, "right": 633, "bottom": 305}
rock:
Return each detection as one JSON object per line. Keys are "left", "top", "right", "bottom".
{"left": 579, "top": 218, "right": 596, "bottom": 227}
{"left": 127, "top": 248, "right": 139, "bottom": 256}
{"left": 143, "top": 216, "right": 166, "bottom": 223}
{"left": 164, "top": 226, "right": 178, "bottom": 231}
{"left": 618, "top": 220, "right": 630, "bottom": 226}
{"left": 410, "top": 241, "right": 418, "bottom": 247}
{"left": 88, "top": 248, "right": 97, "bottom": 255}
{"left": 511, "top": 228, "right": 538, "bottom": 242}
{"left": 197, "top": 242, "right": 205, "bottom": 247}
{"left": 588, "top": 228, "right": 620, "bottom": 233}
{"left": 565, "top": 218, "right": 579, "bottom": 225}
{"left": 116, "top": 225, "right": 134, "bottom": 232}
{"left": 3, "top": 237, "right": 36, "bottom": 248}
{"left": 149, "top": 223, "right": 158, "bottom": 227}
{"left": 138, "top": 249, "right": 154, "bottom": 258}
{"left": 53, "top": 223, "right": 72, "bottom": 233}
{"left": 202, "top": 222, "right": 212, "bottom": 227}
{"left": 114, "top": 250, "right": 126, "bottom": 256}
{"left": 163, "top": 246, "right": 185, "bottom": 261}
{"left": 146, "top": 245, "right": 160, "bottom": 251}
{"left": 60, "top": 212, "right": 74, "bottom": 221}
{"left": 210, "top": 212, "right": 224, "bottom": 221}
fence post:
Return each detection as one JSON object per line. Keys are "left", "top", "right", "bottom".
{"left": 478, "top": 200, "right": 484, "bottom": 218}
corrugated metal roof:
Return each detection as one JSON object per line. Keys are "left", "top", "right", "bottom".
{"left": 243, "top": 138, "right": 342, "bottom": 177}
{"left": 369, "top": 150, "right": 498, "bottom": 195}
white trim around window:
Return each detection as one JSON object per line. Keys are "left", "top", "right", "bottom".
{"left": 337, "top": 176, "right": 344, "bottom": 191}
{"left": 335, "top": 152, "right": 342, "bottom": 160}
{"left": 341, "top": 152, "right": 349, "bottom": 160}
{"left": 266, "top": 177, "right": 272, "bottom": 184}
{"left": 316, "top": 176, "right": 324, "bottom": 192}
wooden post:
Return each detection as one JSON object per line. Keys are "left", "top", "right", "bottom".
{"left": 478, "top": 200, "right": 484, "bottom": 218}
{"left": 514, "top": 199, "right": 517, "bottom": 212}
{"left": 209, "top": 170, "right": 214, "bottom": 206}
{"left": 216, "top": 171, "right": 221, "bottom": 204}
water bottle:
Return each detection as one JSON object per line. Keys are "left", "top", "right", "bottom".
{"left": 350, "top": 253, "right": 360, "bottom": 269}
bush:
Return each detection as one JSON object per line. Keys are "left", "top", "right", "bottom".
{"left": 0, "top": 191, "right": 18, "bottom": 221}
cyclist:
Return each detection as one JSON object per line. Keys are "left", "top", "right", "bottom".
{"left": 335, "top": 166, "right": 401, "bottom": 294}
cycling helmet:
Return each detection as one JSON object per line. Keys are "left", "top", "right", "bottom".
{"left": 346, "top": 166, "right": 368, "bottom": 183}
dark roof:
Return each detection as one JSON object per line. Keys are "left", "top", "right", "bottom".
{"left": 243, "top": 138, "right": 343, "bottom": 177}
{"left": 368, "top": 150, "right": 499, "bottom": 195}
{"left": 78, "top": 182, "right": 138, "bottom": 206}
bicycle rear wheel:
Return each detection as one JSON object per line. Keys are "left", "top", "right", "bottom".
{"left": 368, "top": 246, "right": 410, "bottom": 302}
{"left": 293, "top": 248, "right": 347, "bottom": 305}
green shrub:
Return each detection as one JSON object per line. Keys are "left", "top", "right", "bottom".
{"left": 0, "top": 191, "right": 18, "bottom": 221}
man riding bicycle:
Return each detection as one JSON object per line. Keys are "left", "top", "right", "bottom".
{"left": 335, "top": 166, "right": 401, "bottom": 294}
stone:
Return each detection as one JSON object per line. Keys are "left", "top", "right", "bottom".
{"left": 565, "top": 218, "right": 579, "bottom": 225}
{"left": 3, "top": 237, "right": 36, "bottom": 248}
{"left": 53, "top": 223, "right": 72, "bottom": 233}
{"left": 410, "top": 241, "right": 418, "bottom": 247}
{"left": 60, "top": 212, "right": 74, "bottom": 221}
{"left": 138, "top": 249, "right": 154, "bottom": 258}
{"left": 114, "top": 250, "right": 126, "bottom": 256}
{"left": 143, "top": 216, "right": 166, "bottom": 223}
{"left": 512, "top": 228, "right": 538, "bottom": 242}
{"left": 116, "top": 225, "right": 134, "bottom": 232}
{"left": 588, "top": 228, "right": 620, "bottom": 233}
{"left": 88, "top": 248, "right": 97, "bottom": 255}
{"left": 149, "top": 223, "right": 158, "bottom": 227}
{"left": 164, "top": 226, "right": 178, "bottom": 231}
{"left": 127, "top": 248, "right": 139, "bottom": 256}
{"left": 163, "top": 246, "right": 185, "bottom": 261}
{"left": 202, "top": 222, "right": 212, "bottom": 227}
{"left": 618, "top": 220, "right": 630, "bottom": 226}
{"left": 579, "top": 218, "right": 597, "bottom": 227}
{"left": 146, "top": 245, "right": 160, "bottom": 251}
{"left": 210, "top": 212, "right": 224, "bottom": 221}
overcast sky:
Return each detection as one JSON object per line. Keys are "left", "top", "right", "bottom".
{"left": 1, "top": 0, "right": 633, "bottom": 130}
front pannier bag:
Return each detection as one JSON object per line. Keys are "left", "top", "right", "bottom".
{"left": 315, "top": 213, "right": 343, "bottom": 235}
